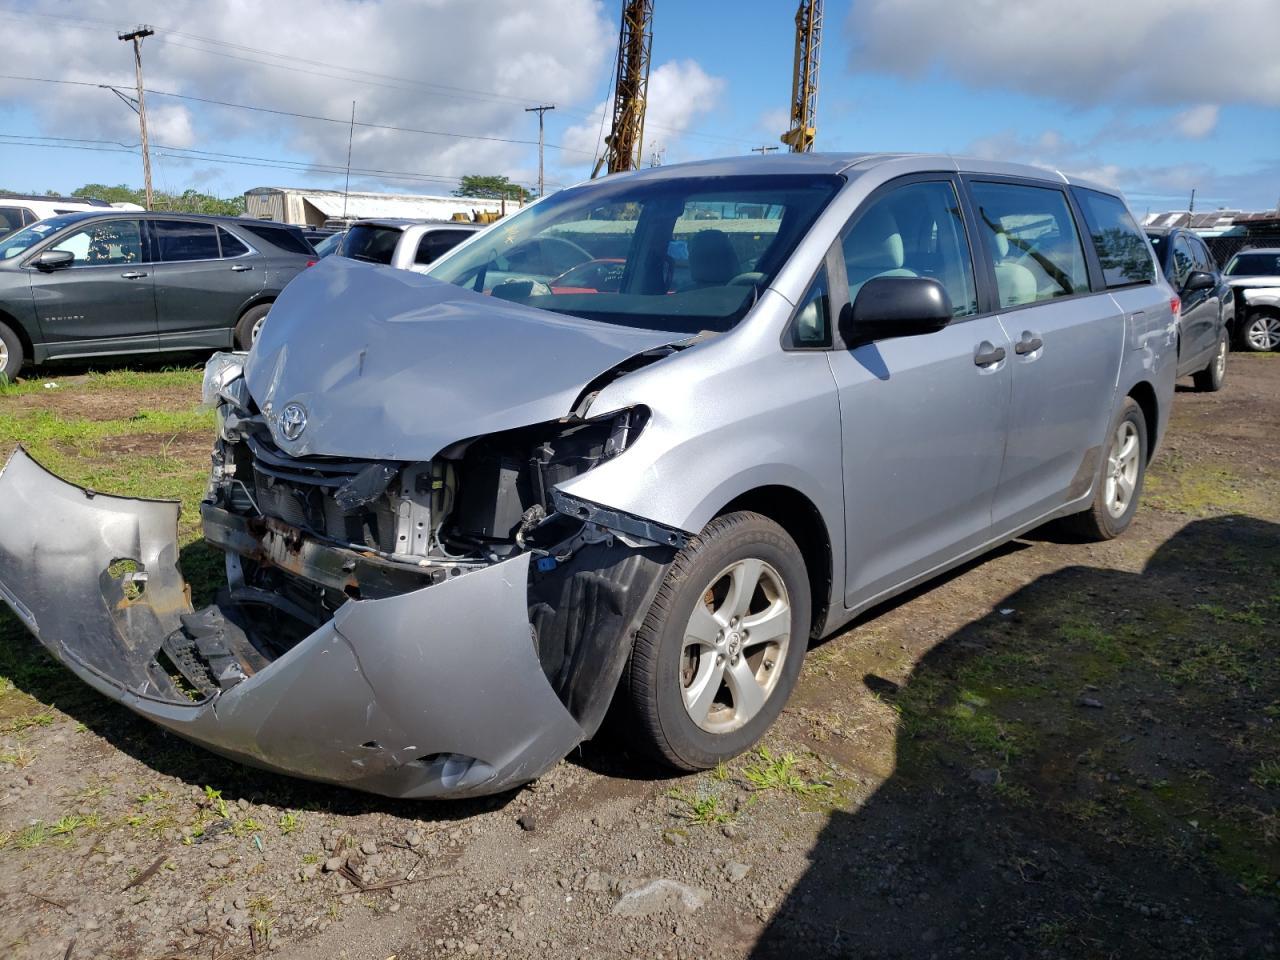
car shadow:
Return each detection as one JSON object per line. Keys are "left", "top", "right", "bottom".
{"left": 14, "top": 352, "right": 214, "bottom": 381}
{"left": 749, "top": 515, "right": 1279, "bottom": 959}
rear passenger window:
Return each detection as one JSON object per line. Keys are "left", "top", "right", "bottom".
{"left": 841, "top": 180, "right": 977, "bottom": 318}
{"left": 968, "top": 182, "right": 1090, "bottom": 307}
{"left": 218, "top": 228, "right": 250, "bottom": 258}
{"left": 1074, "top": 189, "right": 1156, "bottom": 288}
{"left": 1170, "top": 236, "right": 1195, "bottom": 288}
{"left": 154, "top": 220, "right": 220, "bottom": 262}
{"left": 0, "top": 207, "right": 25, "bottom": 236}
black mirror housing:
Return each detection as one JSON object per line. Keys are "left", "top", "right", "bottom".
{"left": 34, "top": 250, "right": 74, "bottom": 272}
{"left": 1184, "top": 270, "right": 1215, "bottom": 292}
{"left": 840, "top": 276, "right": 953, "bottom": 348}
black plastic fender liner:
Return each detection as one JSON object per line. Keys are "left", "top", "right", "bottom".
{"left": 527, "top": 537, "right": 676, "bottom": 737}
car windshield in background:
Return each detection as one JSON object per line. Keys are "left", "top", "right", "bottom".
{"left": 1225, "top": 252, "right": 1280, "bottom": 276}
{"left": 342, "top": 224, "right": 401, "bottom": 265}
{"left": 0, "top": 214, "right": 79, "bottom": 260}
{"left": 313, "top": 231, "right": 344, "bottom": 258}
{"left": 427, "top": 174, "right": 843, "bottom": 335}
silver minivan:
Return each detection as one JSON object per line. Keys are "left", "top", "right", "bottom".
{"left": 0, "top": 154, "right": 1177, "bottom": 798}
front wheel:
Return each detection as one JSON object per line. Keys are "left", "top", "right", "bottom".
{"left": 1192, "top": 330, "right": 1228, "bottom": 392}
{"left": 1240, "top": 311, "right": 1280, "bottom": 352}
{"left": 1060, "top": 397, "right": 1148, "bottom": 542}
{"left": 624, "top": 512, "right": 811, "bottom": 771}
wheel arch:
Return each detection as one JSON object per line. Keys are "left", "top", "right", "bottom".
{"left": 0, "top": 307, "right": 35, "bottom": 368}
{"left": 236, "top": 294, "right": 275, "bottom": 321}
{"left": 1126, "top": 380, "right": 1159, "bottom": 463}
{"left": 716, "top": 485, "right": 833, "bottom": 640}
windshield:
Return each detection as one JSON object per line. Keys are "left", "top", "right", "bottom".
{"left": 342, "top": 224, "right": 401, "bottom": 265}
{"left": 1225, "top": 251, "right": 1280, "bottom": 276}
{"left": 427, "top": 173, "right": 843, "bottom": 334}
{"left": 0, "top": 214, "right": 81, "bottom": 260}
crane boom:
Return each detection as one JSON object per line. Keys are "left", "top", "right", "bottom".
{"left": 592, "top": 0, "right": 655, "bottom": 177}
{"left": 780, "top": 0, "right": 823, "bottom": 152}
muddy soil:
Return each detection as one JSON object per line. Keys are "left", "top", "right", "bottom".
{"left": 0, "top": 355, "right": 1277, "bottom": 960}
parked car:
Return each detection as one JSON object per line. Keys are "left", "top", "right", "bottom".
{"left": 339, "top": 219, "right": 482, "bottom": 273}
{"left": 298, "top": 227, "right": 333, "bottom": 248}
{"left": 312, "top": 230, "right": 345, "bottom": 259}
{"left": 0, "top": 154, "right": 1176, "bottom": 799}
{"left": 1223, "top": 247, "right": 1280, "bottom": 351}
{"left": 0, "top": 211, "right": 315, "bottom": 379}
{"left": 1145, "top": 226, "right": 1231, "bottom": 388}
{"left": 0, "top": 193, "right": 143, "bottom": 239}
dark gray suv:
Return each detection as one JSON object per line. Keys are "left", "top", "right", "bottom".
{"left": 0, "top": 212, "right": 316, "bottom": 380}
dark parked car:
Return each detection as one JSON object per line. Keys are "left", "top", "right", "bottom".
{"left": 0, "top": 212, "right": 315, "bottom": 380}
{"left": 1146, "top": 227, "right": 1232, "bottom": 390}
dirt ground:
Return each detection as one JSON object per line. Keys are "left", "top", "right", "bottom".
{"left": 0, "top": 354, "right": 1277, "bottom": 960}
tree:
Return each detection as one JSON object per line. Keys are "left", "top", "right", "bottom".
{"left": 68, "top": 183, "right": 246, "bottom": 215}
{"left": 454, "top": 175, "right": 532, "bottom": 202}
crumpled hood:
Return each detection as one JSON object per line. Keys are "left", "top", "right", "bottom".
{"left": 245, "top": 257, "right": 679, "bottom": 460}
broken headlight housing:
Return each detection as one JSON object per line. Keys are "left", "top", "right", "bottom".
{"left": 201, "top": 351, "right": 248, "bottom": 407}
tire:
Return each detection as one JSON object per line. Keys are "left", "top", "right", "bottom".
{"left": 234, "top": 303, "right": 272, "bottom": 350}
{"left": 1191, "top": 330, "right": 1228, "bottom": 392}
{"left": 1239, "top": 310, "right": 1280, "bottom": 353}
{"left": 624, "top": 511, "right": 811, "bottom": 771}
{"left": 1060, "top": 397, "right": 1148, "bottom": 542}
{"left": 0, "top": 322, "right": 24, "bottom": 383}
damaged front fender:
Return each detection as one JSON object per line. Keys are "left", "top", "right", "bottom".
{"left": 0, "top": 448, "right": 586, "bottom": 798}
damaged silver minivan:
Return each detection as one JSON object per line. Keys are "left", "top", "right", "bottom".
{"left": 0, "top": 154, "right": 1176, "bottom": 798}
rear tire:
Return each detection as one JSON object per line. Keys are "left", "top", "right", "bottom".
{"left": 624, "top": 511, "right": 810, "bottom": 771}
{"left": 234, "top": 303, "right": 272, "bottom": 350}
{"left": 1192, "top": 330, "right": 1228, "bottom": 392}
{"left": 0, "top": 322, "right": 24, "bottom": 383}
{"left": 1060, "top": 397, "right": 1148, "bottom": 542}
{"left": 1239, "top": 310, "right": 1280, "bottom": 352}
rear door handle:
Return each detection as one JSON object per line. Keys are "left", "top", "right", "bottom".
{"left": 974, "top": 344, "right": 1006, "bottom": 366}
{"left": 119, "top": 271, "right": 148, "bottom": 279}
{"left": 230, "top": 264, "right": 253, "bottom": 272}
{"left": 1014, "top": 336, "right": 1043, "bottom": 355}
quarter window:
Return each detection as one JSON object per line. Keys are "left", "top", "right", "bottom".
{"left": 154, "top": 220, "right": 220, "bottom": 262}
{"left": 840, "top": 180, "right": 977, "bottom": 318}
{"left": 1170, "top": 235, "right": 1195, "bottom": 288}
{"left": 1074, "top": 189, "right": 1156, "bottom": 288}
{"left": 50, "top": 220, "right": 144, "bottom": 266}
{"left": 969, "top": 182, "right": 1090, "bottom": 307}
{"left": 789, "top": 267, "right": 831, "bottom": 348}
{"left": 218, "top": 228, "right": 250, "bottom": 258}
{"left": 415, "top": 230, "right": 474, "bottom": 265}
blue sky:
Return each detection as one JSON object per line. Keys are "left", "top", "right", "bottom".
{"left": 0, "top": 0, "right": 1276, "bottom": 213}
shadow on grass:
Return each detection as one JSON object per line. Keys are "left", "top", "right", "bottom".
{"left": 751, "top": 516, "right": 1280, "bottom": 959}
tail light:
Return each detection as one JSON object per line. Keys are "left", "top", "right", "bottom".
{"left": 305, "top": 260, "right": 317, "bottom": 268}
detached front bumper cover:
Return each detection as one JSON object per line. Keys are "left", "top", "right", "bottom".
{"left": 0, "top": 448, "right": 583, "bottom": 798}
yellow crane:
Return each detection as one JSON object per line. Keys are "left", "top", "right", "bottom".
{"left": 780, "top": 0, "right": 823, "bottom": 152}
{"left": 592, "top": 0, "right": 655, "bottom": 177}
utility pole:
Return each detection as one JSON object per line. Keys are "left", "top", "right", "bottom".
{"left": 1188, "top": 187, "right": 1196, "bottom": 214}
{"left": 343, "top": 101, "right": 355, "bottom": 221}
{"left": 525, "top": 105, "right": 555, "bottom": 197}
{"left": 751, "top": 145, "right": 779, "bottom": 155}
{"left": 118, "top": 26, "right": 155, "bottom": 209}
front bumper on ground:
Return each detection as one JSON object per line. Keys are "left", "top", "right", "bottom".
{"left": 0, "top": 448, "right": 584, "bottom": 799}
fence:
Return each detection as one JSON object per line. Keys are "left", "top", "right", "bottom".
{"left": 1205, "top": 235, "right": 1280, "bottom": 267}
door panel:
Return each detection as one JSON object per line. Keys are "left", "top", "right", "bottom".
{"left": 150, "top": 220, "right": 264, "bottom": 350}
{"left": 31, "top": 218, "right": 157, "bottom": 355}
{"left": 832, "top": 319, "right": 1013, "bottom": 606}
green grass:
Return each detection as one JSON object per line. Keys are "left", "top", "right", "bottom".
{"left": 278, "top": 811, "right": 301, "bottom": 835}
{"left": 741, "top": 746, "right": 826, "bottom": 796}
{"left": 667, "top": 789, "right": 733, "bottom": 825}
{"left": 1252, "top": 760, "right": 1280, "bottom": 789}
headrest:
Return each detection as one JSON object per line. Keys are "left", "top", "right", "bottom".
{"left": 994, "top": 230, "right": 1010, "bottom": 258}
{"left": 845, "top": 206, "right": 905, "bottom": 271}
{"left": 688, "top": 230, "right": 740, "bottom": 284}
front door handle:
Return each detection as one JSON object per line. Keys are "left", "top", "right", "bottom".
{"left": 974, "top": 344, "right": 1006, "bottom": 366}
{"left": 230, "top": 264, "right": 253, "bottom": 272}
{"left": 119, "top": 271, "right": 148, "bottom": 279}
{"left": 1014, "top": 336, "right": 1043, "bottom": 355}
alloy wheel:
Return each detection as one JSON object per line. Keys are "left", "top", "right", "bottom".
{"left": 1215, "top": 337, "right": 1227, "bottom": 379}
{"left": 1104, "top": 420, "right": 1141, "bottom": 519}
{"left": 0, "top": 338, "right": 8, "bottom": 374}
{"left": 679, "top": 558, "right": 792, "bottom": 734}
{"left": 1246, "top": 315, "right": 1280, "bottom": 351}
{"left": 251, "top": 314, "right": 267, "bottom": 344}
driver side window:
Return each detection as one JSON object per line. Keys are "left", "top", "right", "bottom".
{"left": 841, "top": 181, "right": 977, "bottom": 318}
{"left": 51, "top": 220, "right": 144, "bottom": 266}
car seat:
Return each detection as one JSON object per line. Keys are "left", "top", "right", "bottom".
{"left": 845, "top": 206, "right": 917, "bottom": 300}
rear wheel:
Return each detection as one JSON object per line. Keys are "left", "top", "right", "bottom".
{"left": 234, "top": 303, "right": 272, "bottom": 350}
{"left": 1060, "top": 397, "right": 1148, "bottom": 542}
{"left": 0, "top": 322, "right": 24, "bottom": 383}
{"left": 625, "top": 512, "right": 810, "bottom": 770}
{"left": 1240, "top": 311, "right": 1280, "bottom": 352}
{"left": 1192, "top": 330, "right": 1228, "bottom": 392}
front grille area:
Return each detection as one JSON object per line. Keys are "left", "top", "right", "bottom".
{"left": 241, "top": 436, "right": 401, "bottom": 552}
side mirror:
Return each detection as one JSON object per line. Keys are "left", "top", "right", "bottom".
{"left": 1184, "top": 270, "right": 1215, "bottom": 293}
{"left": 840, "top": 276, "right": 953, "bottom": 348}
{"left": 33, "top": 250, "right": 74, "bottom": 272}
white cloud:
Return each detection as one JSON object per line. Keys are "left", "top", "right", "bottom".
{"left": 0, "top": 0, "right": 614, "bottom": 193}
{"left": 560, "top": 58, "right": 725, "bottom": 171}
{"left": 1172, "top": 104, "right": 1219, "bottom": 139}
{"left": 846, "top": 0, "right": 1280, "bottom": 109}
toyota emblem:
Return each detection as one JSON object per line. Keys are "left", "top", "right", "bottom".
{"left": 279, "top": 402, "right": 308, "bottom": 441}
